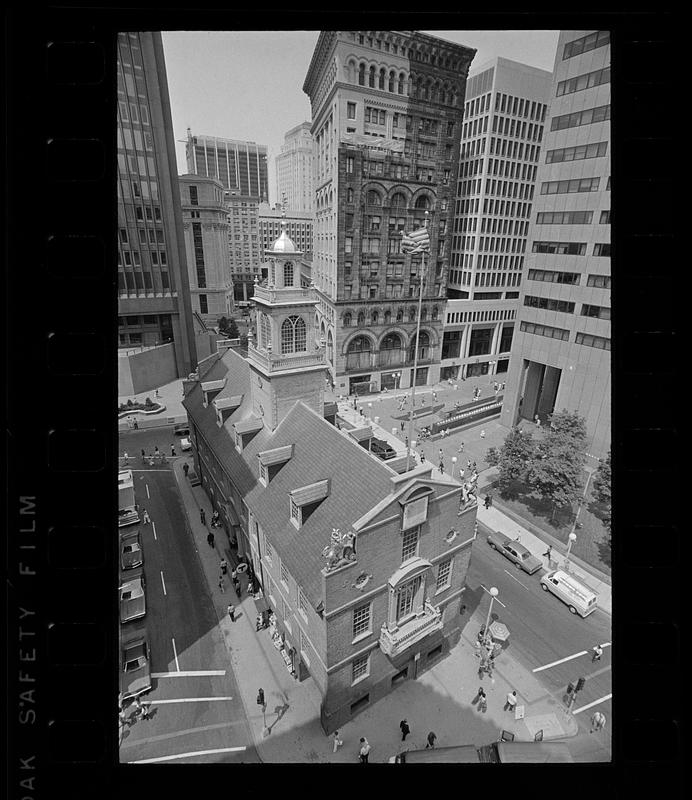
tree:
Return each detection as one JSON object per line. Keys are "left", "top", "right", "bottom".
{"left": 487, "top": 427, "right": 535, "bottom": 495}
{"left": 527, "top": 411, "right": 587, "bottom": 522}
{"left": 592, "top": 448, "right": 612, "bottom": 533}
{"left": 218, "top": 316, "right": 229, "bottom": 333}
{"left": 218, "top": 316, "right": 239, "bottom": 339}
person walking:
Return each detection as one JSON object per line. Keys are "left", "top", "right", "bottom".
{"left": 332, "top": 729, "right": 344, "bottom": 753}
{"left": 400, "top": 719, "right": 410, "bottom": 741}
{"left": 419, "top": 451, "right": 425, "bottom": 464}
{"left": 504, "top": 690, "right": 518, "bottom": 713}
{"left": 133, "top": 419, "right": 139, "bottom": 430}
{"left": 154, "top": 446, "right": 160, "bottom": 460}
{"left": 207, "top": 530, "right": 215, "bottom": 548}
{"left": 227, "top": 603, "right": 235, "bottom": 622}
{"left": 122, "top": 452, "right": 129, "bottom": 464}
{"left": 432, "top": 390, "right": 437, "bottom": 402}
{"left": 592, "top": 644, "right": 604, "bottom": 662}
{"left": 400, "top": 420, "right": 405, "bottom": 432}
{"left": 426, "top": 731, "right": 437, "bottom": 749}
{"left": 183, "top": 462, "right": 189, "bottom": 478}
{"left": 140, "top": 448, "right": 146, "bottom": 463}
{"left": 480, "top": 429, "right": 486, "bottom": 439}
{"left": 200, "top": 507, "right": 206, "bottom": 526}
{"left": 458, "top": 441, "right": 464, "bottom": 453}
{"left": 358, "top": 737, "right": 371, "bottom": 763}
{"left": 543, "top": 545, "right": 552, "bottom": 563}
{"left": 534, "top": 414, "right": 541, "bottom": 428}
{"left": 219, "top": 558, "right": 228, "bottom": 576}
{"left": 155, "top": 389, "right": 161, "bottom": 399}
{"left": 484, "top": 495, "right": 491, "bottom": 510}
{"left": 475, "top": 687, "right": 488, "bottom": 712}
{"left": 170, "top": 444, "right": 176, "bottom": 457}
{"left": 590, "top": 711, "right": 606, "bottom": 733}
{"left": 134, "top": 695, "right": 150, "bottom": 720}
{"left": 218, "top": 575, "right": 225, "bottom": 593}
{"left": 439, "top": 448, "right": 444, "bottom": 463}
{"left": 438, "top": 459, "right": 445, "bottom": 475}
{"left": 142, "top": 509, "right": 150, "bottom": 525}
{"left": 256, "top": 687, "right": 266, "bottom": 712}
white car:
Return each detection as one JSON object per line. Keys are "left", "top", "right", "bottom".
{"left": 180, "top": 437, "right": 192, "bottom": 451}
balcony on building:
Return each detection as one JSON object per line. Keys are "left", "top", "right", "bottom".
{"left": 379, "top": 599, "right": 442, "bottom": 658}
{"left": 253, "top": 284, "right": 316, "bottom": 306}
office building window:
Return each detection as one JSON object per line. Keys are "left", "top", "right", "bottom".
{"left": 280, "top": 561, "right": 290, "bottom": 589}
{"left": 520, "top": 321, "right": 569, "bottom": 341}
{"left": 536, "top": 211, "right": 593, "bottom": 225}
{"left": 353, "top": 602, "right": 372, "bottom": 640}
{"left": 556, "top": 66, "right": 610, "bottom": 97}
{"left": 199, "top": 294, "right": 208, "bottom": 314}
{"left": 575, "top": 332, "right": 611, "bottom": 350}
{"left": 587, "top": 274, "right": 611, "bottom": 289}
{"left": 352, "top": 654, "right": 370, "bottom": 684}
{"left": 551, "top": 104, "right": 610, "bottom": 131}
{"left": 546, "top": 142, "right": 608, "bottom": 164}
{"left": 563, "top": 30, "right": 610, "bottom": 60}
{"left": 263, "top": 533, "right": 274, "bottom": 565}
{"left": 436, "top": 558, "right": 453, "bottom": 591}
{"left": 524, "top": 295, "right": 575, "bottom": 313}
{"left": 541, "top": 177, "right": 600, "bottom": 195}
{"left": 581, "top": 303, "right": 611, "bottom": 320}
{"left": 593, "top": 243, "right": 611, "bottom": 257}
{"left": 600, "top": 210, "right": 611, "bottom": 224}
{"left": 347, "top": 102, "right": 356, "bottom": 119}
{"left": 532, "top": 241, "right": 587, "bottom": 256}
{"left": 528, "top": 269, "right": 581, "bottom": 285}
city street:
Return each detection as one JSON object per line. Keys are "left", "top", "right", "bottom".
{"left": 119, "top": 425, "right": 184, "bottom": 470}
{"left": 119, "top": 466, "right": 260, "bottom": 763}
{"left": 468, "top": 520, "right": 612, "bottom": 738}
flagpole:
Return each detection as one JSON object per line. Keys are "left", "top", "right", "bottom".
{"left": 405, "top": 210, "right": 429, "bottom": 472}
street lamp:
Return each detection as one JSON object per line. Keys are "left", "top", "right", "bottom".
{"left": 483, "top": 587, "right": 499, "bottom": 640}
{"left": 451, "top": 456, "right": 458, "bottom": 479}
{"left": 367, "top": 402, "right": 373, "bottom": 419}
{"left": 564, "top": 532, "right": 577, "bottom": 572}
{"left": 393, "top": 372, "right": 401, "bottom": 390}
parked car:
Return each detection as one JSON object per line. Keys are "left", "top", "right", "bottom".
{"left": 370, "top": 437, "right": 396, "bottom": 460}
{"left": 119, "top": 568, "right": 146, "bottom": 623}
{"left": 180, "top": 437, "right": 192, "bottom": 452}
{"left": 120, "top": 529, "right": 143, "bottom": 571}
{"left": 486, "top": 531, "right": 542, "bottom": 575}
{"left": 174, "top": 423, "right": 190, "bottom": 436}
{"left": 120, "top": 633, "right": 152, "bottom": 700}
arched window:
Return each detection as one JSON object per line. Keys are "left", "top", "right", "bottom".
{"left": 420, "top": 307, "right": 427, "bottom": 321}
{"left": 371, "top": 310, "right": 379, "bottom": 325}
{"left": 348, "top": 336, "right": 371, "bottom": 353}
{"left": 343, "top": 313, "right": 352, "bottom": 327}
{"left": 327, "top": 329, "right": 334, "bottom": 363}
{"left": 366, "top": 190, "right": 381, "bottom": 206}
{"left": 369, "top": 66, "right": 376, "bottom": 88}
{"left": 409, "top": 307, "right": 417, "bottom": 322}
{"left": 281, "top": 316, "right": 306, "bottom": 354}
{"left": 260, "top": 313, "right": 271, "bottom": 350}
{"left": 347, "top": 187, "right": 354, "bottom": 203}
{"left": 396, "top": 308, "right": 403, "bottom": 322}
{"left": 391, "top": 192, "right": 406, "bottom": 208}
{"left": 409, "top": 331, "right": 430, "bottom": 361}
{"left": 357, "top": 311, "right": 365, "bottom": 327}
{"left": 431, "top": 306, "right": 438, "bottom": 320}
{"left": 415, "top": 195, "right": 431, "bottom": 210}
{"left": 398, "top": 73, "right": 405, "bottom": 94}
{"left": 283, "top": 261, "right": 294, "bottom": 286}
{"left": 358, "top": 63, "right": 365, "bottom": 86}
{"left": 379, "top": 68, "right": 386, "bottom": 89}
{"left": 384, "top": 309, "right": 391, "bottom": 324}
{"left": 381, "top": 332, "right": 401, "bottom": 349}
{"left": 388, "top": 71, "right": 395, "bottom": 92}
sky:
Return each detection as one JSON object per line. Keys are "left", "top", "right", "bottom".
{"left": 162, "top": 30, "right": 560, "bottom": 206}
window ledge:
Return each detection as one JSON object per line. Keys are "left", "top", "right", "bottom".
{"left": 351, "top": 672, "right": 370, "bottom": 687}
{"left": 434, "top": 583, "right": 451, "bottom": 596}
{"left": 351, "top": 630, "right": 372, "bottom": 646}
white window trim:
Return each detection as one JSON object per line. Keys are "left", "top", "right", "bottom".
{"left": 435, "top": 557, "right": 454, "bottom": 594}
{"left": 289, "top": 497, "right": 301, "bottom": 529}
{"left": 259, "top": 461, "right": 268, "bottom": 486}
{"left": 352, "top": 602, "right": 372, "bottom": 644}
{"left": 351, "top": 653, "right": 370, "bottom": 686}
{"left": 280, "top": 561, "right": 290, "bottom": 591}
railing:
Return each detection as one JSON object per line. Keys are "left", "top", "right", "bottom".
{"left": 253, "top": 285, "right": 315, "bottom": 304}
{"left": 247, "top": 341, "right": 325, "bottom": 372}
{"left": 379, "top": 601, "right": 443, "bottom": 657}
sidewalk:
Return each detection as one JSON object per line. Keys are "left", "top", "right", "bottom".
{"left": 118, "top": 379, "right": 188, "bottom": 431}
{"left": 171, "top": 455, "right": 582, "bottom": 763}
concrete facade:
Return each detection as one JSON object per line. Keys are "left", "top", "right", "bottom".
{"left": 275, "top": 122, "right": 315, "bottom": 213}
{"left": 117, "top": 31, "right": 198, "bottom": 377}
{"left": 500, "top": 31, "right": 611, "bottom": 458}
{"left": 302, "top": 30, "right": 477, "bottom": 396}
{"left": 185, "top": 131, "right": 269, "bottom": 201}
{"left": 258, "top": 202, "right": 313, "bottom": 260}
{"left": 441, "top": 57, "right": 552, "bottom": 384}
{"left": 179, "top": 174, "right": 233, "bottom": 325}
{"left": 224, "top": 193, "right": 263, "bottom": 304}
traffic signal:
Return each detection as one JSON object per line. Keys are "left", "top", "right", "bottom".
{"left": 575, "top": 676, "right": 586, "bottom": 692}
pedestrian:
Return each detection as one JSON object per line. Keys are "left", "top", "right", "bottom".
{"left": 504, "top": 690, "right": 518, "bottom": 713}
{"left": 183, "top": 462, "right": 189, "bottom": 478}
{"left": 405, "top": 436, "right": 408, "bottom": 448}
{"left": 207, "top": 530, "right": 215, "bottom": 548}
{"left": 218, "top": 575, "right": 225, "bottom": 592}
{"left": 332, "top": 729, "right": 344, "bottom": 753}
{"left": 232, "top": 576, "right": 241, "bottom": 595}
{"left": 439, "top": 448, "right": 443, "bottom": 462}
{"left": 592, "top": 644, "right": 603, "bottom": 663}
{"left": 419, "top": 451, "right": 425, "bottom": 463}
{"left": 135, "top": 695, "right": 150, "bottom": 720}
{"left": 154, "top": 446, "right": 160, "bottom": 459}
{"left": 400, "top": 420, "right": 405, "bottom": 432}
{"left": 535, "top": 414, "right": 541, "bottom": 428}
{"left": 142, "top": 509, "right": 150, "bottom": 525}
{"left": 432, "top": 391, "right": 437, "bottom": 402}
{"left": 458, "top": 442, "right": 464, "bottom": 453}
{"left": 480, "top": 429, "right": 486, "bottom": 439}
{"left": 543, "top": 546, "right": 552, "bottom": 562}
{"left": 358, "top": 737, "right": 371, "bottom": 763}
{"left": 123, "top": 452, "right": 129, "bottom": 463}
{"left": 227, "top": 603, "right": 235, "bottom": 622}
{"left": 148, "top": 455, "right": 154, "bottom": 466}
{"left": 133, "top": 419, "right": 139, "bottom": 430}
{"left": 484, "top": 495, "right": 491, "bottom": 510}
{"left": 231, "top": 567, "right": 237, "bottom": 581}
{"left": 590, "top": 711, "right": 606, "bottom": 733}
{"left": 200, "top": 507, "right": 206, "bottom": 526}
{"left": 155, "top": 389, "right": 160, "bottom": 398}
{"left": 400, "top": 719, "right": 410, "bottom": 741}
{"left": 467, "top": 459, "right": 472, "bottom": 470}
{"left": 170, "top": 444, "right": 176, "bottom": 457}
{"left": 478, "top": 689, "right": 488, "bottom": 712}
{"left": 220, "top": 558, "right": 228, "bottom": 575}
{"left": 140, "top": 448, "right": 146, "bottom": 462}
{"left": 256, "top": 687, "right": 266, "bottom": 711}
{"left": 426, "top": 731, "right": 437, "bottom": 749}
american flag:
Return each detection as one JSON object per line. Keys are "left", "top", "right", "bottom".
{"left": 401, "top": 226, "right": 430, "bottom": 254}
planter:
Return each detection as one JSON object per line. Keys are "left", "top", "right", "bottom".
{"left": 118, "top": 403, "right": 166, "bottom": 419}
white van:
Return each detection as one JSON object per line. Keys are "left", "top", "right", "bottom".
{"left": 540, "top": 570, "right": 598, "bottom": 617}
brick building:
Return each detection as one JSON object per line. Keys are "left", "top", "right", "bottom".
{"left": 302, "top": 30, "right": 476, "bottom": 395}
{"left": 183, "top": 223, "right": 477, "bottom": 732}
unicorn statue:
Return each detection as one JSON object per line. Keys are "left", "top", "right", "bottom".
{"left": 322, "top": 528, "right": 357, "bottom": 571}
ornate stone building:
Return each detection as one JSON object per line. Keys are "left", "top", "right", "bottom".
{"left": 183, "top": 221, "right": 478, "bottom": 733}
{"left": 302, "top": 30, "right": 476, "bottom": 395}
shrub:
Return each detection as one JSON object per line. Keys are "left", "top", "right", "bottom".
{"left": 127, "top": 399, "right": 133, "bottom": 406}
{"left": 145, "top": 396, "right": 153, "bottom": 407}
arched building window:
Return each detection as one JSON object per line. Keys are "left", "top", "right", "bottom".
{"left": 358, "top": 63, "right": 365, "bottom": 85}
{"left": 260, "top": 313, "right": 271, "bottom": 350}
{"left": 347, "top": 187, "right": 354, "bottom": 203}
{"left": 384, "top": 309, "right": 391, "bottom": 324}
{"left": 391, "top": 192, "right": 407, "bottom": 208}
{"left": 409, "top": 331, "right": 430, "bottom": 361}
{"left": 357, "top": 311, "right": 365, "bottom": 327}
{"left": 283, "top": 261, "right": 294, "bottom": 287}
{"left": 379, "top": 68, "right": 386, "bottom": 89}
{"left": 415, "top": 195, "right": 431, "bottom": 210}
{"left": 369, "top": 66, "right": 376, "bottom": 88}
{"left": 389, "top": 71, "right": 396, "bottom": 92}
{"left": 371, "top": 310, "right": 379, "bottom": 325}
{"left": 398, "top": 73, "right": 405, "bottom": 94}
{"left": 366, "top": 190, "right": 381, "bottom": 206}
{"left": 343, "top": 312, "right": 352, "bottom": 327}
{"left": 281, "top": 316, "right": 306, "bottom": 354}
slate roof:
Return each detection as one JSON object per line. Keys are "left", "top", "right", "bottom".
{"left": 183, "top": 347, "right": 397, "bottom": 607}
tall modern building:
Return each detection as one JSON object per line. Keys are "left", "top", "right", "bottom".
{"left": 258, "top": 202, "right": 313, "bottom": 260}
{"left": 440, "top": 58, "right": 552, "bottom": 383}
{"left": 303, "top": 30, "right": 476, "bottom": 395}
{"left": 501, "top": 30, "right": 611, "bottom": 458}
{"left": 179, "top": 174, "right": 233, "bottom": 325}
{"left": 275, "top": 122, "right": 315, "bottom": 213}
{"left": 225, "top": 192, "right": 263, "bottom": 303}
{"left": 185, "top": 131, "right": 269, "bottom": 201}
{"left": 117, "top": 31, "right": 197, "bottom": 378}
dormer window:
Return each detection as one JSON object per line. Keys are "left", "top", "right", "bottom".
{"left": 258, "top": 445, "right": 293, "bottom": 486}
{"left": 202, "top": 379, "right": 226, "bottom": 407}
{"left": 400, "top": 486, "right": 433, "bottom": 530}
{"left": 259, "top": 462, "right": 269, "bottom": 485}
{"left": 288, "top": 480, "right": 330, "bottom": 529}
{"left": 233, "top": 416, "right": 263, "bottom": 451}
